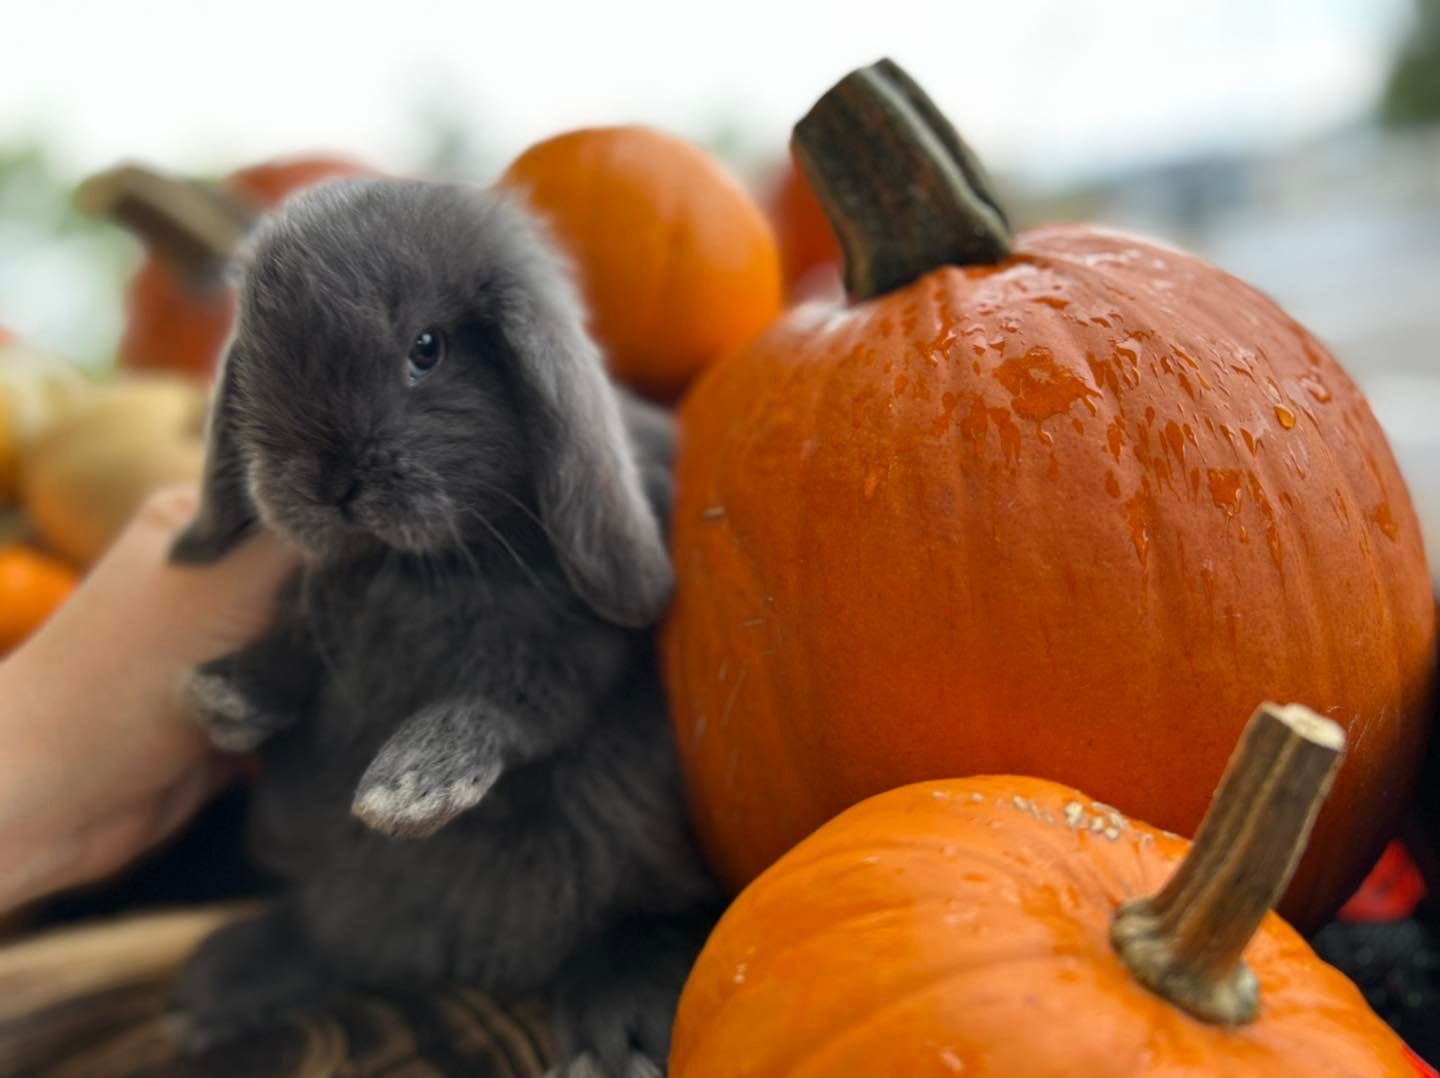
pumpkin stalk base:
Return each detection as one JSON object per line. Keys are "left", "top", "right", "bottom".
{"left": 792, "top": 59, "right": 1012, "bottom": 302}
{"left": 75, "top": 165, "right": 253, "bottom": 281}
{"left": 1111, "top": 905, "right": 1261, "bottom": 1025}
{"left": 1111, "top": 703, "right": 1345, "bottom": 1026}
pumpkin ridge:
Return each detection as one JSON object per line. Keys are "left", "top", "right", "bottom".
{"left": 776, "top": 949, "right": 1093, "bottom": 1078}
{"left": 699, "top": 887, "right": 1054, "bottom": 997}
{"left": 1238, "top": 308, "right": 1414, "bottom": 917}
{"left": 793, "top": 309, "right": 888, "bottom": 812}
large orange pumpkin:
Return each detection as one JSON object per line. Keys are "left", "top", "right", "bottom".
{"left": 664, "top": 60, "right": 1436, "bottom": 930}
{"left": 79, "top": 156, "right": 365, "bottom": 380}
{"left": 501, "top": 126, "right": 782, "bottom": 401}
{"left": 673, "top": 705, "right": 1427, "bottom": 1076}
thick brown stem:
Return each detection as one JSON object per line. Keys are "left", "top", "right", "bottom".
{"left": 791, "top": 58, "right": 1012, "bottom": 302}
{"left": 75, "top": 164, "right": 256, "bottom": 280}
{"left": 1111, "top": 702, "right": 1345, "bottom": 1025}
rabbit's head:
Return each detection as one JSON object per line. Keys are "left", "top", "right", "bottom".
{"left": 173, "top": 179, "right": 672, "bottom": 628}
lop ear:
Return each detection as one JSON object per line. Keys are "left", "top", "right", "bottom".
{"left": 489, "top": 213, "right": 673, "bottom": 628}
{"left": 170, "top": 346, "right": 259, "bottom": 564}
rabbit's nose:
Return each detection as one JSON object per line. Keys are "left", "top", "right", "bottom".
{"left": 360, "top": 445, "right": 398, "bottom": 472}
{"left": 313, "top": 458, "right": 361, "bottom": 508}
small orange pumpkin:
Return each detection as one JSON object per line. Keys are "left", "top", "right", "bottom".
{"left": 672, "top": 704, "right": 1426, "bottom": 1077}
{"left": 664, "top": 61, "right": 1435, "bottom": 930}
{"left": 79, "top": 156, "right": 365, "bottom": 380}
{"left": 0, "top": 544, "right": 77, "bottom": 654}
{"left": 501, "top": 126, "right": 782, "bottom": 401}
{"left": 766, "top": 152, "right": 840, "bottom": 298}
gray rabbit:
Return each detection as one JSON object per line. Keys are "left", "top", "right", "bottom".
{"left": 170, "top": 177, "right": 719, "bottom": 1077}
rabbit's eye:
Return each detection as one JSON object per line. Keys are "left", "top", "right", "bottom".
{"left": 406, "top": 328, "right": 446, "bottom": 384}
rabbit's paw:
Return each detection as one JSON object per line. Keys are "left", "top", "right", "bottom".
{"left": 174, "top": 909, "right": 332, "bottom": 1053}
{"left": 182, "top": 668, "right": 280, "bottom": 752}
{"left": 352, "top": 702, "right": 506, "bottom": 838}
{"left": 546, "top": 1051, "right": 662, "bottom": 1078}
{"left": 550, "top": 913, "right": 713, "bottom": 1078}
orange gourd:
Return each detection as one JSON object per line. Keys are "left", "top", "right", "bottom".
{"left": 0, "top": 545, "right": 76, "bottom": 653}
{"left": 673, "top": 704, "right": 1428, "bottom": 1077}
{"left": 80, "top": 156, "right": 365, "bottom": 380}
{"left": 766, "top": 152, "right": 841, "bottom": 298}
{"left": 501, "top": 127, "right": 782, "bottom": 401}
{"left": 664, "top": 61, "right": 1436, "bottom": 930}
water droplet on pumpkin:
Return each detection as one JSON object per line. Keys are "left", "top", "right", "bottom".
{"left": 1163, "top": 421, "right": 1186, "bottom": 464}
{"left": 992, "top": 347, "right": 1100, "bottom": 420}
{"left": 1371, "top": 502, "right": 1399, "bottom": 541}
{"left": 1274, "top": 405, "right": 1296, "bottom": 429}
{"left": 1301, "top": 374, "right": 1333, "bottom": 403}
{"left": 1105, "top": 418, "right": 1125, "bottom": 460}
{"left": 1207, "top": 469, "right": 1243, "bottom": 515}
{"left": 1105, "top": 473, "right": 1122, "bottom": 499}
{"left": 1124, "top": 493, "right": 1150, "bottom": 569}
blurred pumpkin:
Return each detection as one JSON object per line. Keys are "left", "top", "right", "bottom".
{"left": 664, "top": 61, "right": 1436, "bottom": 931}
{"left": 77, "top": 156, "right": 366, "bottom": 380}
{"left": 673, "top": 704, "right": 1427, "bottom": 1077}
{"left": 501, "top": 126, "right": 782, "bottom": 401}
{"left": 0, "top": 340, "right": 93, "bottom": 503}
{"left": 766, "top": 152, "right": 841, "bottom": 298}
{"left": 0, "top": 544, "right": 77, "bottom": 653}
{"left": 20, "top": 377, "right": 207, "bottom": 565}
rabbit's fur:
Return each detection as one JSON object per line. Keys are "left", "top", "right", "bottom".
{"left": 171, "top": 179, "right": 718, "bottom": 1076}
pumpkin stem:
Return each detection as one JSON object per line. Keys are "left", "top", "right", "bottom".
{"left": 791, "top": 59, "right": 1012, "bottom": 302}
{"left": 1111, "top": 702, "right": 1345, "bottom": 1025}
{"left": 75, "top": 164, "right": 255, "bottom": 281}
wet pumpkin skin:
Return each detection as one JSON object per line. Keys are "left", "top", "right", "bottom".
{"left": 670, "top": 776, "right": 1421, "bottom": 1078}
{"left": 664, "top": 224, "right": 1436, "bottom": 932}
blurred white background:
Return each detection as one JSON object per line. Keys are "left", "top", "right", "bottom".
{"left": 0, "top": 0, "right": 1407, "bottom": 180}
{"left": 2, "top": 0, "right": 1437, "bottom": 570}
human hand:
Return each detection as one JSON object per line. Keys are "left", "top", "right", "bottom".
{"left": 0, "top": 487, "right": 298, "bottom": 914}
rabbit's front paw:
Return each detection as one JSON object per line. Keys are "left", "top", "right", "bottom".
{"left": 352, "top": 767, "right": 497, "bottom": 839}
{"left": 351, "top": 701, "right": 506, "bottom": 838}
{"left": 182, "top": 668, "right": 280, "bottom": 752}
